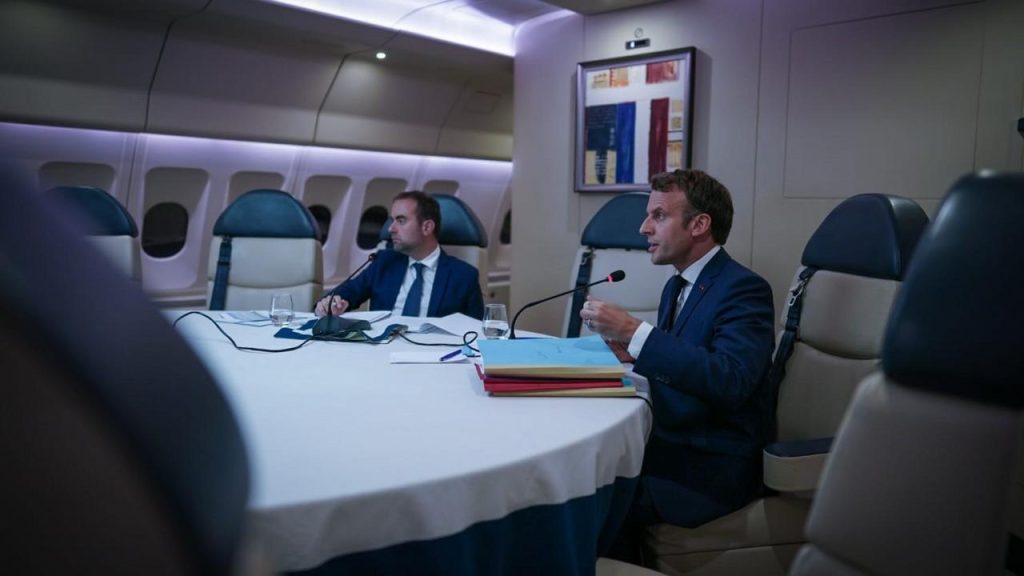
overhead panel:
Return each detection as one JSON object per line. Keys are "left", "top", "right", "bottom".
{"left": 147, "top": 0, "right": 393, "bottom": 145}
{"left": 0, "top": 1, "right": 170, "bottom": 130}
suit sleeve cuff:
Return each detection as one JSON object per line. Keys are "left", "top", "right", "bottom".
{"left": 627, "top": 321, "right": 654, "bottom": 359}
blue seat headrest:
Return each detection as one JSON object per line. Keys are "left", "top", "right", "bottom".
{"left": 378, "top": 194, "right": 488, "bottom": 248}
{"left": 436, "top": 194, "right": 488, "bottom": 247}
{"left": 213, "top": 189, "right": 320, "bottom": 239}
{"left": 47, "top": 186, "right": 138, "bottom": 237}
{"left": 883, "top": 172, "right": 1024, "bottom": 408}
{"left": 581, "top": 192, "right": 649, "bottom": 250}
{"left": 802, "top": 193, "right": 929, "bottom": 279}
{"left": 2, "top": 171, "right": 249, "bottom": 572}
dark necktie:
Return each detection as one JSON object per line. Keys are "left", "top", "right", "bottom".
{"left": 659, "top": 275, "right": 687, "bottom": 331}
{"left": 401, "top": 262, "right": 426, "bottom": 317}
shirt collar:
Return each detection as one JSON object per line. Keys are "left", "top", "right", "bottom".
{"left": 410, "top": 246, "right": 441, "bottom": 271}
{"left": 679, "top": 245, "right": 720, "bottom": 286}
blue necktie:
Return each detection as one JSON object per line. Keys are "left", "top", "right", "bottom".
{"left": 658, "top": 275, "right": 686, "bottom": 331}
{"left": 402, "top": 262, "right": 426, "bottom": 317}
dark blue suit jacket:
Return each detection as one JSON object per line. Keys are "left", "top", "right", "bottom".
{"left": 326, "top": 249, "right": 484, "bottom": 320}
{"left": 632, "top": 249, "right": 775, "bottom": 528}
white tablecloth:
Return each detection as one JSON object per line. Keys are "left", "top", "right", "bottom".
{"left": 172, "top": 312, "right": 651, "bottom": 572}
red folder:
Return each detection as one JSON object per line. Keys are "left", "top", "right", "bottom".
{"left": 476, "top": 364, "right": 624, "bottom": 393}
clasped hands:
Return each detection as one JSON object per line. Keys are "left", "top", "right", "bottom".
{"left": 579, "top": 296, "right": 640, "bottom": 363}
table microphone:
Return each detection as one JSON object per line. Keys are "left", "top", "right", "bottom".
{"left": 314, "top": 252, "right": 377, "bottom": 336}
{"left": 509, "top": 270, "right": 625, "bottom": 339}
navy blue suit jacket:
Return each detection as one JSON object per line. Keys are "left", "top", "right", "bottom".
{"left": 326, "top": 249, "right": 484, "bottom": 320}
{"left": 632, "top": 249, "right": 775, "bottom": 528}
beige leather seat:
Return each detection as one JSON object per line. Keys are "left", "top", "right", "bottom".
{"left": 564, "top": 192, "right": 674, "bottom": 337}
{"left": 207, "top": 189, "right": 323, "bottom": 312}
{"left": 2, "top": 174, "right": 265, "bottom": 575}
{"left": 644, "top": 194, "right": 929, "bottom": 576}
{"left": 46, "top": 185, "right": 141, "bottom": 282}
{"left": 791, "top": 172, "right": 1024, "bottom": 576}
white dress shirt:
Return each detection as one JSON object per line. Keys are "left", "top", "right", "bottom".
{"left": 392, "top": 246, "right": 440, "bottom": 317}
{"left": 627, "top": 245, "right": 721, "bottom": 358}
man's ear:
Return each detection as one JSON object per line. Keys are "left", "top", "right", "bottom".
{"left": 421, "top": 218, "right": 436, "bottom": 236}
{"left": 689, "top": 213, "right": 711, "bottom": 237}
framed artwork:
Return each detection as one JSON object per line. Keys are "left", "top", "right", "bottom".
{"left": 575, "top": 47, "right": 695, "bottom": 193}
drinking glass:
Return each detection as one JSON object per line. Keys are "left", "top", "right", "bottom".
{"left": 482, "top": 303, "right": 509, "bottom": 339}
{"left": 270, "top": 293, "right": 295, "bottom": 327}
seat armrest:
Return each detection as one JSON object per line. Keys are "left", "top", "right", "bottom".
{"left": 763, "top": 437, "right": 833, "bottom": 493}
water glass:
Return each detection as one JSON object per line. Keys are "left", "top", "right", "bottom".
{"left": 270, "top": 292, "right": 295, "bottom": 327}
{"left": 482, "top": 303, "right": 509, "bottom": 339}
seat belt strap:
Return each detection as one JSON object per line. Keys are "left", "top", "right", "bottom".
{"left": 209, "top": 236, "right": 232, "bottom": 311}
{"left": 766, "top": 266, "right": 817, "bottom": 438}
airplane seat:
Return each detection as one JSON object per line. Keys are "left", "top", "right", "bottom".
{"left": 564, "top": 191, "right": 674, "bottom": 338}
{"left": 434, "top": 194, "right": 489, "bottom": 294}
{"left": 790, "top": 172, "right": 1024, "bottom": 576}
{"left": 377, "top": 193, "right": 490, "bottom": 293}
{"left": 1, "top": 173, "right": 262, "bottom": 574}
{"left": 207, "top": 189, "right": 323, "bottom": 312}
{"left": 644, "top": 193, "right": 930, "bottom": 576}
{"left": 46, "top": 185, "right": 141, "bottom": 282}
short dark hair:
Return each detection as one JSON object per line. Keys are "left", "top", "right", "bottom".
{"left": 650, "top": 169, "right": 733, "bottom": 244}
{"left": 394, "top": 190, "right": 441, "bottom": 236}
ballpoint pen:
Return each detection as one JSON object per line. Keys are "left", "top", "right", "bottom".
{"left": 439, "top": 349, "right": 462, "bottom": 362}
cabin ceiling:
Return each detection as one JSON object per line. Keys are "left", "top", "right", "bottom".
{"left": 0, "top": 0, "right": 667, "bottom": 160}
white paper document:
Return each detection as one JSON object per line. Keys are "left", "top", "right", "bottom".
{"left": 341, "top": 310, "right": 391, "bottom": 324}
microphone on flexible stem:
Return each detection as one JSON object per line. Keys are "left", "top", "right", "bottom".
{"left": 509, "top": 270, "right": 625, "bottom": 339}
{"left": 313, "top": 252, "right": 377, "bottom": 336}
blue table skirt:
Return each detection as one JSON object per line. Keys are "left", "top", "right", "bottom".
{"left": 291, "top": 475, "right": 640, "bottom": 576}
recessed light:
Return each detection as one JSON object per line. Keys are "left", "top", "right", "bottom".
{"left": 376, "top": 51, "right": 387, "bottom": 60}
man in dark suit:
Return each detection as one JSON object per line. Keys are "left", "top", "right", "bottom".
{"left": 580, "top": 169, "right": 775, "bottom": 550}
{"left": 314, "top": 191, "right": 484, "bottom": 319}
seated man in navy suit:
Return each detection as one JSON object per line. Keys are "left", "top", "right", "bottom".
{"left": 315, "top": 191, "right": 484, "bottom": 319}
{"left": 581, "top": 169, "right": 775, "bottom": 553}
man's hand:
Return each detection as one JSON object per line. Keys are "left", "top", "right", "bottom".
{"left": 315, "top": 295, "right": 349, "bottom": 317}
{"left": 580, "top": 296, "right": 641, "bottom": 343}
{"left": 604, "top": 339, "right": 635, "bottom": 363}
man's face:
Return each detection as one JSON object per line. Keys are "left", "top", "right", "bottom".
{"left": 388, "top": 198, "right": 430, "bottom": 255}
{"left": 640, "top": 187, "right": 697, "bottom": 269}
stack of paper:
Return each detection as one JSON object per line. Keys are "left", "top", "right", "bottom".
{"left": 476, "top": 335, "right": 635, "bottom": 397}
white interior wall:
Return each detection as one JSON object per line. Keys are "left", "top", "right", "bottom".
{"left": 512, "top": 0, "right": 1024, "bottom": 335}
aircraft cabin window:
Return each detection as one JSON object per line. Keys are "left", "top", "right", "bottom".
{"left": 500, "top": 210, "right": 511, "bottom": 245}
{"left": 357, "top": 205, "right": 389, "bottom": 250}
{"left": 142, "top": 202, "right": 189, "bottom": 258}
{"left": 308, "top": 204, "right": 331, "bottom": 244}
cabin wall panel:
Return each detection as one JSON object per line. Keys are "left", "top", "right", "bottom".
{"left": 783, "top": 4, "right": 983, "bottom": 200}
{"left": 301, "top": 175, "right": 351, "bottom": 280}
{"left": 0, "top": 122, "right": 137, "bottom": 207}
{"left": 147, "top": 27, "right": 338, "bottom": 144}
{"left": 751, "top": 0, "right": 1019, "bottom": 319}
{"left": 0, "top": 2, "right": 166, "bottom": 131}
{"left": 140, "top": 166, "right": 209, "bottom": 294}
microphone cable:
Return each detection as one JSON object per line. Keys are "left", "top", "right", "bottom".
{"left": 172, "top": 310, "right": 405, "bottom": 353}
{"left": 397, "top": 330, "right": 481, "bottom": 353}
{"left": 173, "top": 311, "right": 316, "bottom": 353}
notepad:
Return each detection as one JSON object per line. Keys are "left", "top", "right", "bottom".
{"left": 478, "top": 335, "right": 625, "bottom": 379}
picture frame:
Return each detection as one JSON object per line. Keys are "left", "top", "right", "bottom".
{"left": 575, "top": 47, "right": 695, "bottom": 193}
